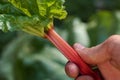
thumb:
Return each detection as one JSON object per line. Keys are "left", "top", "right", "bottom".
{"left": 73, "top": 43, "right": 110, "bottom": 65}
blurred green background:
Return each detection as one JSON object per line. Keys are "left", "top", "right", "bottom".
{"left": 0, "top": 0, "right": 120, "bottom": 80}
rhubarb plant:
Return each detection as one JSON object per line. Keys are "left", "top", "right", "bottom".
{"left": 0, "top": 0, "right": 101, "bottom": 80}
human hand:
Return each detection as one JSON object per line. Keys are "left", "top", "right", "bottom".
{"left": 65, "top": 35, "right": 120, "bottom": 80}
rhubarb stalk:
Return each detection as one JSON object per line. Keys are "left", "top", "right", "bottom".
{"left": 44, "top": 27, "right": 101, "bottom": 80}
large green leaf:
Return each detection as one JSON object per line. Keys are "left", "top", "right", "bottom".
{"left": 0, "top": 0, "right": 67, "bottom": 37}
{"left": 0, "top": 15, "right": 46, "bottom": 36}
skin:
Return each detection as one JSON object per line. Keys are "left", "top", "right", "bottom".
{"left": 65, "top": 35, "right": 120, "bottom": 80}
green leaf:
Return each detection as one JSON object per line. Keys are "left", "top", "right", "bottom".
{"left": 0, "top": 0, "right": 67, "bottom": 37}
{"left": 0, "top": 2, "right": 24, "bottom": 15}
{"left": 7, "top": 0, "right": 67, "bottom": 19}
{"left": 0, "top": 14, "right": 49, "bottom": 37}
{"left": 36, "top": 0, "right": 67, "bottom": 19}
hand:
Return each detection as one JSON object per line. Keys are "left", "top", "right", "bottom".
{"left": 65, "top": 35, "right": 120, "bottom": 80}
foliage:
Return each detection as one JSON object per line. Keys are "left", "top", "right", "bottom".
{"left": 0, "top": 0, "right": 67, "bottom": 37}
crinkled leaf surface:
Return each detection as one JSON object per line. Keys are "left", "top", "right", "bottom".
{"left": 0, "top": 0, "right": 67, "bottom": 37}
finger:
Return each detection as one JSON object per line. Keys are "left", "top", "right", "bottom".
{"left": 73, "top": 43, "right": 110, "bottom": 65}
{"left": 65, "top": 62, "right": 79, "bottom": 78}
{"left": 76, "top": 75, "right": 94, "bottom": 80}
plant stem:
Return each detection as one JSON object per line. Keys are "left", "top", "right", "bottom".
{"left": 44, "top": 28, "right": 101, "bottom": 80}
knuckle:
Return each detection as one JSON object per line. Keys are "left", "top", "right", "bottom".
{"left": 106, "top": 35, "right": 120, "bottom": 52}
{"left": 107, "top": 35, "right": 120, "bottom": 45}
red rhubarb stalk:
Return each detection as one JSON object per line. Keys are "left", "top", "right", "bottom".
{"left": 45, "top": 27, "right": 101, "bottom": 80}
